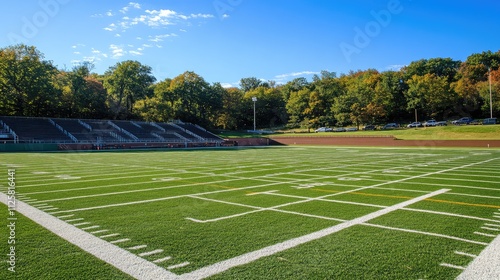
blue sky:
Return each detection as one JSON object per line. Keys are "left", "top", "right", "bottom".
{"left": 1, "top": 0, "right": 499, "bottom": 87}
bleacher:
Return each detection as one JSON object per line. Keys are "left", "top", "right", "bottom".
{"left": 0, "top": 116, "right": 72, "bottom": 143}
{"left": 0, "top": 116, "right": 223, "bottom": 145}
{"left": 112, "top": 121, "right": 163, "bottom": 142}
{"left": 178, "top": 123, "right": 221, "bottom": 140}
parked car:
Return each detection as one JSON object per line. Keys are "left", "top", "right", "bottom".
{"left": 423, "top": 120, "right": 437, "bottom": 127}
{"left": 362, "top": 125, "right": 376, "bottom": 131}
{"left": 346, "top": 127, "right": 358, "bottom": 131}
{"left": 382, "top": 123, "right": 399, "bottom": 130}
{"left": 483, "top": 118, "right": 498, "bottom": 125}
{"left": 407, "top": 122, "right": 423, "bottom": 128}
{"left": 332, "top": 127, "right": 346, "bottom": 132}
{"left": 436, "top": 121, "right": 448, "bottom": 126}
{"left": 315, "top": 127, "right": 333, "bottom": 132}
{"left": 452, "top": 117, "right": 473, "bottom": 125}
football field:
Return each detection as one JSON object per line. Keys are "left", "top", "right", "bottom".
{"left": 1, "top": 146, "right": 500, "bottom": 279}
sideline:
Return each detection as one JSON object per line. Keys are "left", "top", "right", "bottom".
{"left": 0, "top": 193, "right": 179, "bottom": 280}
{"left": 457, "top": 228, "right": 500, "bottom": 279}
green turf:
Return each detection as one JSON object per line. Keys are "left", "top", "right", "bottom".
{"left": 1, "top": 146, "right": 499, "bottom": 279}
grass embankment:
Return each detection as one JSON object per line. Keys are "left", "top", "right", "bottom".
{"left": 219, "top": 125, "right": 500, "bottom": 140}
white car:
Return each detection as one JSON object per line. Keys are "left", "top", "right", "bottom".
{"left": 407, "top": 122, "right": 422, "bottom": 128}
{"left": 423, "top": 120, "right": 437, "bottom": 127}
{"left": 315, "top": 127, "right": 333, "bottom": 132}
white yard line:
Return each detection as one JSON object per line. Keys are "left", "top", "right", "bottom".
{"left": 168, "top": 262, "right": 190, "bottom": 270}
{"left": 179, "top": 189, "right": 448, "bottom": 280}
{"left": 365, "top": 224, "right": 488, "bottom": 246}
{"left": 457, "top": 234, "right": 500, "bottom": 279}
{"left": 455, "top": 251, "right": 478, "bottom": 258}
{"left": 474, "top": 232, "right": 497, "bottom": 238}
{"left": 441, "top": 263, "right": 466, "bottom": 270}
{"left": 404, "top": 208, "right": 500, "bottom": 223}
{"left": 0, "top": 193, "right": 178, "bottom": 280}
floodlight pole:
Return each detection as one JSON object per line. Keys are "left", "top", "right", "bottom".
{"left": 489, "top": 67, "right": 493, "bottom": 118}
{"left": 252, "top": 97, "right": 257, "bottom": 131}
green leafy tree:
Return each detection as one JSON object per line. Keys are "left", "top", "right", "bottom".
{"left": 0, "top": 44, "right": 62, "bottom": 117}
{"left": 104, "top": 60, "right": 156, "bottom": 119}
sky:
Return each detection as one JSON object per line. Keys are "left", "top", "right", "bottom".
{"left": 1, "top": 0, "right": 499, "bottom": 88}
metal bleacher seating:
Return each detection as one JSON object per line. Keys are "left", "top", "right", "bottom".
{"left": 0, "top": 116, "right": 72, "bottom": 143}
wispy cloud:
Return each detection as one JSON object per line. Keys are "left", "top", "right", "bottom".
{"left": 120, "top": 2, "right": 141, "bottom": 14}
{"left": 110, "top": 44, "right": 126, "bottom": 59}
{"left": 148, "top": 33, "right": 177, "bottom": 42}
{"left": 386, "top": 64, "right": 405, "bottom": 71}
{"left": 275, "top": 71, "right": 320, "bottom": 80}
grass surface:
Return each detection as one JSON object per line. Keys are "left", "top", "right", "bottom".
{"left": 220, "top": 125, "right": 500, "bottom": 140}
{"left": 1, "top": 147, "right": 499, "bottom": 279}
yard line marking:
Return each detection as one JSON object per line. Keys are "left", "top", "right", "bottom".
{"left": 153, "top": 256, "right": 172, "bottom": 263}
{"left": 484, "top": 223, "right": 500, "bottom": 228}
{"left": 0, "top": 193, "right": 178, "bottom": 280}
{"left": 90, "top": 230, "right": 109, "bottom": 234}
{"left": 139, "top": 249, "right": 164, "bottom": 257}
{"left": 38, "top": 205, "right": 54, "bottom": 209}
{"left": 65, "top": 218, "right": 85, "bottom": 222}
{"left": 457, "top": 234, "right": 500, "bottom": 279}
{"left": 73, "top": 222, "right": 91, "bottom": 226}
{"left": 455, "top": 251, "right": 478, "bottom": 258}
{"left": 365, "top": 224, "right": 488, "bottom": 246}
{"left": 43, "top": 207, "right": 59, "bottom": 211}
{"left": 179, "top": 189, "right": 448, "bottom": 280}
{"left": 246, "top": 190, "right": 278, "bottom": 196}
{"left": 474, "top": 232, "right": 497, "bottom": 238}
{"left": 82, "top": 225, "right": 100, "bottom": 230}
{"left": 481, "top": 227, "right": 500, "bottom": 231}
{"left": 51, "top": 157, "right": 496, "bottom": 214}
{"left": 56, "top": 214, "right": 74, "bottom": 219}
{"left": 32, "top": 203, "right": 49, "bottom": 207}
{"left": 494, "top": 215, "right": 500, "bottom": 219}
{"left": 128, "top": 245, "right": 147, "bottom": 250}
{"left": 404, "top": 208, "right": 500, "bottom": 223}
{"left": 100, "top": 233, "right": 120, "bottom": 238}
{"left": 441, "top": 263, "right": 466, "bottom": 270}
{"left": 110, "top": 238, "right": 130, "bottom": 244}
{"left": 168, "top": 262, "right": 190, "bottom": 270}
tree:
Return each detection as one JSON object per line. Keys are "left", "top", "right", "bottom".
{"left": 406, "top": 74, "right": 456, "bottom": 120}
{"left": 0, "top": 44, "right": 61, "bottom": 117}
{"left": 104, "top": 60, "right": 156, "bottom": 119}
{"left": 239, "top": 77, "right": 262, "bottom": 92}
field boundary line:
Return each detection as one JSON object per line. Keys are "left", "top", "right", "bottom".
{"left": 179, "top": 189, "right": 449, "bottom": 280}
{"left": 0, "top": 192, "right": 179, "bottom": 280}
{"left": 457, "top": 233, "right": 500, "bottom": 279}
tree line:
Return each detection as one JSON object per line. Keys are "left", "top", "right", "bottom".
{"left": 0, "top": 44, "right": 499, "bottom": 130}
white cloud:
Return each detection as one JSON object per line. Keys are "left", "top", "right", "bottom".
{"left": 221, "top": 82, "right": 238, "bottom": 88}
{"left": 104, "top": 23, "right": 117, "bottom": 32}
{"left": 386, "top": 64, "right": 405, "bottom": 71}
{"left": 222, "top": 14, "right": 230, "bottom": 19}
{"left": 120, "top": 2, "right": 142, "bottom": 14}
{"left": 149, "top": 33, "right": 177, "bottom": 42}
{"left": 106, "top": 11, "right": 114, "bottom": 17}
{"left": 129, "top": 50, "right": 143, "bottom": 56}
{"left": 275, "top": 71, "right": 320, "bottom": 80}
{"left": 110, "top": 44, "right": 126, "bottom": 59}
{"left": 91, "top": 49, "right": 101, "bottom": 54}
{"left": 115, "top": 34, "right": 121, "bottom": 37}
{"left": 73, "top": 51, "right": 80, "bottom": 55}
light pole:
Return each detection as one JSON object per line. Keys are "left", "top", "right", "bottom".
{"left": 489, "top": 67, "right": 493, "bottom": 118}
{"left": 252, "top": 96, "right": 257, "bottom": 132}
